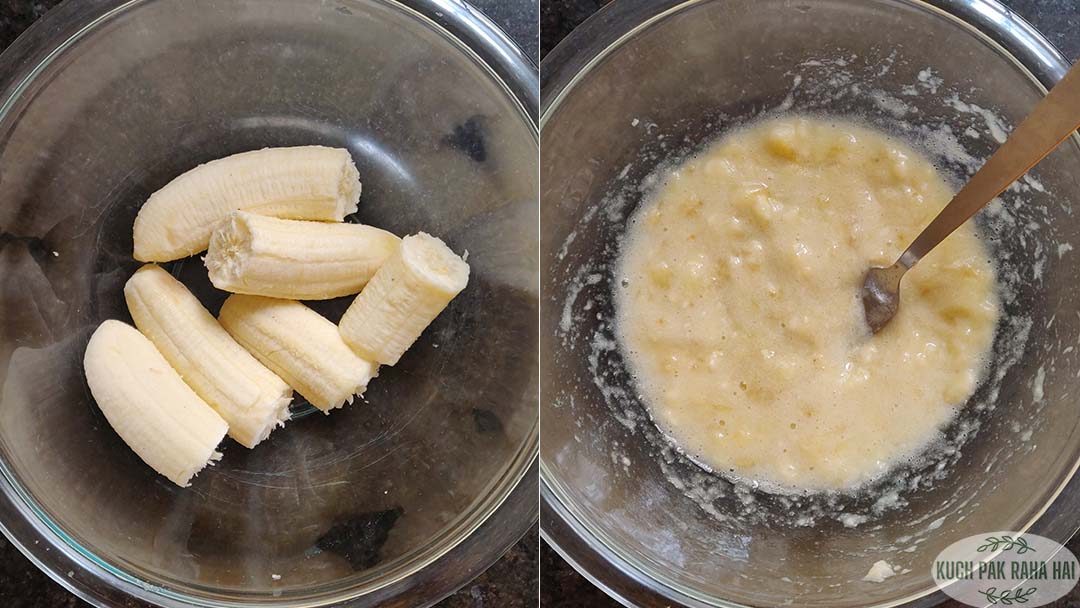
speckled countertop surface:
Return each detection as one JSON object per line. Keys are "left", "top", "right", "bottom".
{"left": 540, "top": 1, "right": 1079, "bottom": 607}
{"left": 0, "top": 1, "right": 538, "bottom": 607}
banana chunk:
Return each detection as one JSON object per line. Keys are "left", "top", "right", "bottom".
{"left": 125, "top": 265, "right": 293, "bottom": 448}
{"left": 83, "top": 320, "right": 228, "bottom": 487}
{"left": 205, "top": 211, "right": 400, "bottom": 300}
{"left": 339, "top": 232, "right": 470, "bottom": 366}
{"left": 219, "top": 295, "right": 378, "bottom": 412}
{"left": 133, "top": 146, "right": 361, "bottom": 262}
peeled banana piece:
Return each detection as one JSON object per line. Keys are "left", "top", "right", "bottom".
{"left": 219, "top": 295, "right": 378, "bottom": 412}
{"left": 125, "top": 265, "right": 293, "bottom": 448}
{"left": 84, "top": 320, "right": 228, "bottom": 487}
{"left": 133, "top": 146, "right": 361, "bottom": 262}
{"left": 205, "top": 211, "right": 400, "bottom": 300}
{"left": 339, "top": 233, "right": 470, "bottom": 366}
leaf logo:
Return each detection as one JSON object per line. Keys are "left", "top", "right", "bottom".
{"left": 932, "top": 532, "right": 1078, "bottom": 607}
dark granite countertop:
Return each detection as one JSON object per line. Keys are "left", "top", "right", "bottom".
{"left": 0, "top": 1, "right": 538, "bottom": 607}
{"left": 540, "top": 1, "right": 1079, "bottom": 607}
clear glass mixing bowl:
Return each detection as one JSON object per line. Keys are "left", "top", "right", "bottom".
{"left": 541, "top": 1, "right": 1080, "bottom": 606}
{"left": 0, "top": 0, "right": 538, "bottom": 606}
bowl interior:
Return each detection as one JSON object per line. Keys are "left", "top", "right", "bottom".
{"left": 0, "top": 0, "right": 537, "bottom": 602}
{"left": 541, "top": 1, "right": 1080, "bottom": 606}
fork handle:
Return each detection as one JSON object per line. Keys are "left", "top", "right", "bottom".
{"left": 901, "top": 61, "right": 1080, "bottom": 267}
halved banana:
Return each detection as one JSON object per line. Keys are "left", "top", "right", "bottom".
{"left": 124, "top": 265, "right": 293, "bottom": 448}
{"left": 218, "top": 294, "right": 378, "bottom": 412}
{"left": 133, "top": 146, "right": 361, "bottom": 262}
{"left": 83, "top": 320, "right": 228, "bottom": 487}
{"left": 204, "top": 211, "right": 400, "bottom": 300}
{"left": 339, "top": 232, "right": 470, "bottom": 366}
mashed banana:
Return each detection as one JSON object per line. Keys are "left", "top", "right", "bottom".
{"left": 616, "top": 117, "right": 998, "bottom": 491}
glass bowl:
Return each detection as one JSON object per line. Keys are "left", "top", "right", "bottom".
{"left": 0, "top": 0, "right": 538, "bottom": 607}
{"left": 540, "top": 0, "right": 1080, "bottom": 606}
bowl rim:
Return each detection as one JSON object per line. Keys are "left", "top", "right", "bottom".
{"left": 539, "top": 1, "right": 1077, "bottom": 606}
{"left": 0, "top": 0, "right": 539, "bottom": 607}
